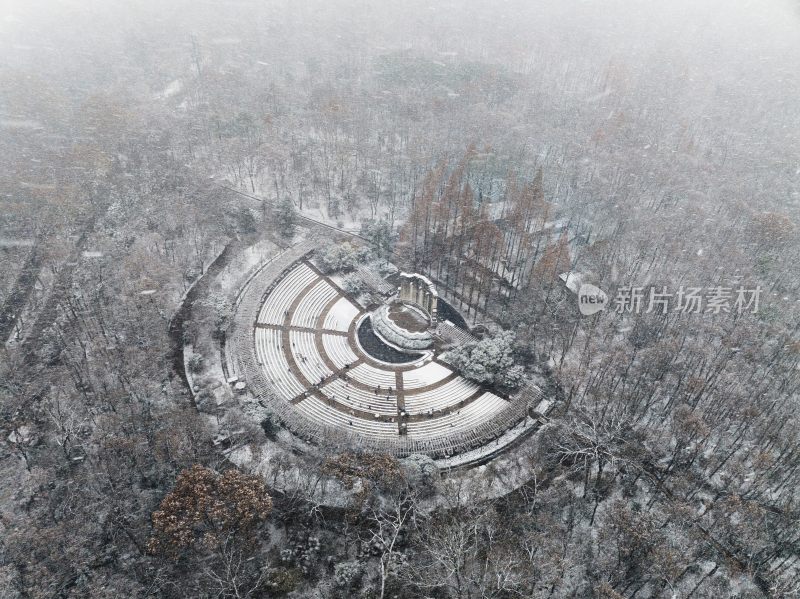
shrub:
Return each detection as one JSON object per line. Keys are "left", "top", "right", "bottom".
{"left": 333, "top": 560, "right": 364, "bottom": 589}
{"left": 235, "top": 206, "right": 257, "bottom": 233}
{"left": 266, "top": 567, "right": 303, "bottom": 594}
{"left": 200, "top": 291, "right": 233, "bottom": 339}
{"left": 401, "top": 454, "right": 439, "bottom": 494}
{"left": 187, "top": 353, "right": 204, "bottom": 374}
{"left": 341, "top": 274, "right": 366, "bottom": 296}
{"left": 260, "top": 413, "right": 279, "bottom": 439}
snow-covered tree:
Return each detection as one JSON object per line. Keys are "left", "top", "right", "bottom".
{"left": 275, "top": 196, "right": 297, "bottom": 239}
{"left": 442, "top": 329, "right": 524, "bottom": 389}
{"left": 317, "top": 241, "right": 371, "bottom": 274}
{"left": 360, "top": 218, "right": 393, "bottom": 261}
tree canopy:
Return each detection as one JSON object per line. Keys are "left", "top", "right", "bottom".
{"left": 442, "top": 329, "right": 524, "bottom": 389}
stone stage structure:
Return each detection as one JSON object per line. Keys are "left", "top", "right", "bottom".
{"left": 398, "top": 272, "right": 438, "bottom": 324}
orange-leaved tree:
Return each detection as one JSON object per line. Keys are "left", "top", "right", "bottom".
{"left": 147, "top": 464, "right": 272, "bottom": 557}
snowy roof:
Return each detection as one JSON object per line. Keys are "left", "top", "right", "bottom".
{"left": 558, "top": 271, "right": 585, "bottom": 294}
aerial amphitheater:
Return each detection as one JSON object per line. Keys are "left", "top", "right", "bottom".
{"left": 211, "top": 238, "right": 546, "bottom": 464}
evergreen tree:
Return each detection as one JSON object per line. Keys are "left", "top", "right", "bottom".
{"left": 275, "top": 196, "right": 297, "bottom": 239}
{"left": 360, "top": 218, "right": 393, "bottom": 261}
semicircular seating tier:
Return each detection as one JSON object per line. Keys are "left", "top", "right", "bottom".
{"left": 230, "top": 246, "right": 529, "bottom": 459}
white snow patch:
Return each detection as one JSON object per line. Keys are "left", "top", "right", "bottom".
{"left": 0, "top": 119, "right": 43, "bottom": 130}
{"left": 585, "top": 88, "right": 614, "bottom": 103}
{"left": 210, "top": 37, "right": 241, "bottom": 45}
{"left": 0, "top": 238, "right": 34, "bottom": 247}
{"left": 159, "top": 79, "right": 183, "bottom": 99}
